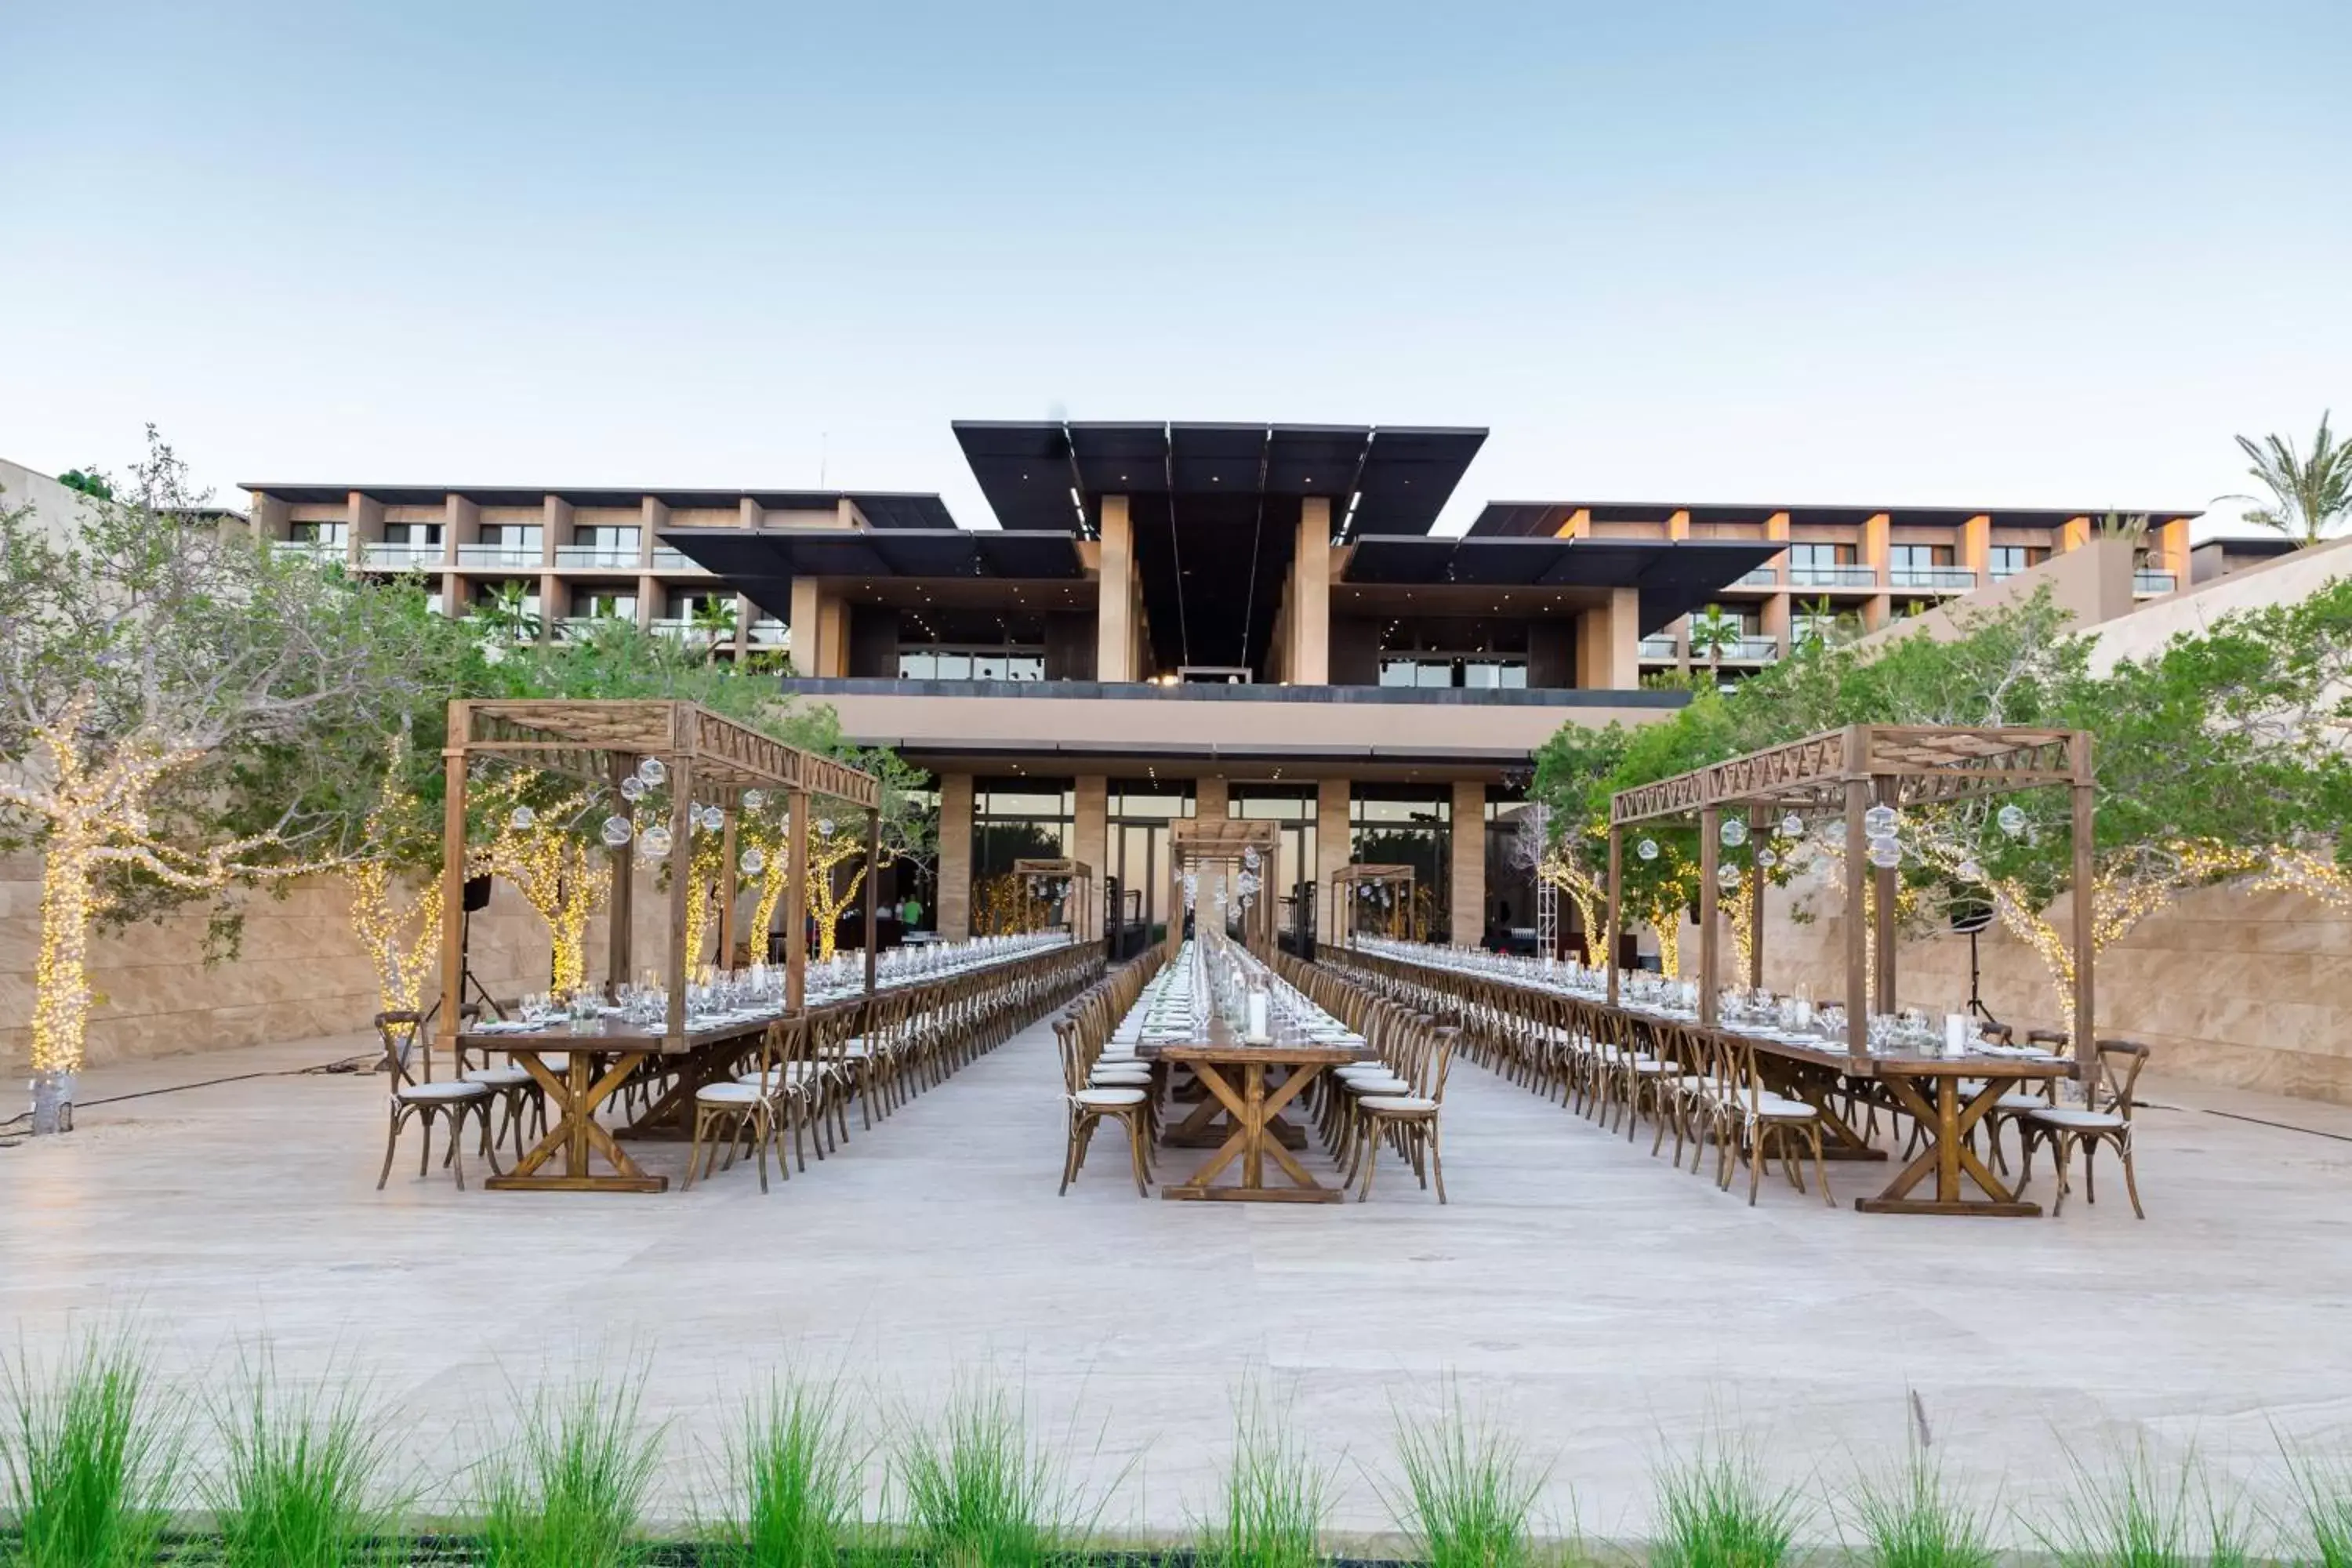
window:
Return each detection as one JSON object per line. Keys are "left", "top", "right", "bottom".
{"left": 479, "top": 524, "right": 543, "bottom": 550}
{"left": 573, "top": 525, "right": 638, "bottom": 550}
{"left": 1793, "top": 612, "right": 1841, "bottom": 646}
{"left": 1376, "top": 655, "right": 1530, "bottom": 688}
{"left": 576, "top": 591, "right": 636, "bottom": 619}
{"left": 1889, "top": 544, "right": 1951, "bottom": 571}
{"left": 897, "top": 644, "right": 1044, "bottom": 681}
{"left": 289, "top": 520, "right": 347, "bottom": 545}
{"left": 383, "top": 521, "right": 441, "bottom": 546}
{"left": 666, "top": 590, "right": 727, "bottom": 618}
{"left": 1989, "top": 544, "right": 2044, "bottom": 578}
{"left": 1787, "top": 543, "right": 1853, "bottom": 568}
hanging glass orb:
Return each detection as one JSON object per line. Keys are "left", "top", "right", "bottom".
{"left": 1957, "top": 857, "right": 1984, "bottom": 882}
{"left": 700, "top": 804, "right": 726, "bottom": 832}
{"left": 1824, "top": 819, "right": 1849, "bottom": 848}
{"left": 636, "top": 757, "right": 666, "bottom": 788}
{"left": 1716, "top": 862, "right": 1741, "bottom": 892}
{"left": 1866, "top": 835, "right": 1902, "bottom": 869}
{"left": 601, "top": 815, "right": 634, "bottom": 848}
{"left": 1997, "top": 802, "right": 2027, "bottom": 837}
{"left": 619, "top": 775, "right": 647, "bottom": 802}
{"left": 1636, "top": 838, "right": 1660, "bottom": 862}
{"left": 1243, "top": 844, "right": 1261, "bottom": 871}
{"left": 638, "top": 824, "right": 673, "bottom": 859}
{"left": 1720, "top": 817, "right": 1748, "bottom": 848}
{"left": 1864, "top": 804, "right": 1900, "bottom": 838}
{"left": 508, "top": 804, "right": 535, "bottom": 831}
{"left": 1360, "top": 885, "right": 1374, "bottom": 900}
{"left": 742, "top": 789, "right": 766, "bottom": 811}
{"left": 739, "top": 847, "right": 766, "bottom": 877}
{"left": 817, "top": 818, "right": 836, "bottom": 839}
{"left": 1780, "top": 811, "right": 1806, "bottom": 840}
{"left": 1756, "top": 847, "right": 1779, "bottom": 870}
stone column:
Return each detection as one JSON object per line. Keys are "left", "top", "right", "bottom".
{"left": 1450, "top": 779, "right": 1485, "bottom": 948}
{"left": 938, "top": 773, "right": 975, "bottom": 941}
{"left": 1316, "top": 777, "right": 1349, "bottom": 946}
{"left": 346, "top": 490, "right": 383, "bottom": 568}
{"left": 1073, "top": 775, "right": 1108, "bottom": 932}
{"left": 1961, "top": 513, "right": 1992, "bottom": 580}
{"left": 1290, "top": 498, "right": 1331, "bottom": 684}
{"left": 1576, "top": 587, "right": 1642, "bottom": 689}
{"left": 789, "top": 579, "right": 843, "bottom": 677}
{"left": 1195, "top": 775, "right": 1229, "bottom": 819}
{"left": 1097, "top": 495, "right": 1134, "bottom": 682}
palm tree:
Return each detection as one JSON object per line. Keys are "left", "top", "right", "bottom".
{"left": 2222, "top": 412, "right": 2352, "bottom": 545}
{"left": 1686, "top": 604, "right": 1743, "bottom": 684}
{"left": 468, "top": 581, "right": 541, "bottom": 645}
{"left": 689, "top": 595, "right": 739, "bottom": 664}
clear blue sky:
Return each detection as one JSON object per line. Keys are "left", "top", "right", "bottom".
{"left": 3, "top": 1, "right": 2345, "bottom": 535}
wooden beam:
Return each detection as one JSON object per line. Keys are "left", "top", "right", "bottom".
{"left": 1872, "top": 776, "right": 1898, "bottom": 1015}
{"left": 664, "top": 753, "right": 695, "bottom": 1046}
{"left": 2071, "top": 739, "right": 2097, "bottom": 1074}
{"left": 863, "top": 807, "right": 880, "bottom": 996}
{"left": 784, "top": 788, "right": 810, "bottom": 1011}
{"left": 1604, "top": 826, "right": 1622, "bottom": 1005}
{"left": 1844, "top": 776, "right": 1870, "bottom": 1068}
{"left": 435, "top": 702, "right": 471, "bottom": 1053}
{"left": 606, "top": 752, "right": 633, "bottom": 991}
{"left": 1698, "top": 806, "right": 1719, "bottom": 1024}
{"left": 1747, "top": 805, "right": 1766, "bottom": 989}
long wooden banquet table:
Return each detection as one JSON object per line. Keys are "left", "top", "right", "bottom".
{"left": 456, "top": 938, "right": 1075, "bottom": 1193}
{"left": 1333, "top": 943, "right": 2072, "bottom": 1216}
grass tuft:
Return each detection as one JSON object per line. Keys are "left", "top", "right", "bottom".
{"left": 713, "top": 1372, "right": 866, "bottom": 1568}
{"left": 1843, "top": 1446, "right": 1993, "bottom": 1568}
{"left": 2035, "top": 1443, "right": 2249, "bottom": 1568}
{"left": 0, "top": 1330, "right": 183, "bottom": 1568}
{"left": 894, "top": 1381, "right": 1079, "bottom": 1568}
{"left": 1198, "top": 1391, "right": 1330, "bottom": 1568}
{"left": 477, "top": 1369, "right": 665, "bottom": 1568}
{"left": 204, "top": 1347, "right": 405, "bottom": 1568}
{"left": 2284, "top": 1441, "right": 2352, "bottom": 1568}
{"left": 1650, "top": 1439, "right": 1804, "bottom": 1568}
{"left": 1385, "top": 1387, "right": 1548, "bottom": 1568}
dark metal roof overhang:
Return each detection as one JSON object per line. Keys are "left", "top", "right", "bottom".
{"left": 1340, "top": 536, "right": 1782, "bottom": 635}
{"left": 657, "top": 527, "right": 1084, "bottom": 619}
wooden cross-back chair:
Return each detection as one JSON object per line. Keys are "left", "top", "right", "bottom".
{"left": 2018, "top": 1038, "right": 2149, "bottom": 1218}
{"left": 374, "top": 1009, "right": 499, "bottom": 1192}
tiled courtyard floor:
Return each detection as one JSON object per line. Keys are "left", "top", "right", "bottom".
{"left": 5, "top": 1014, "right": 2350, "bottom": 1542}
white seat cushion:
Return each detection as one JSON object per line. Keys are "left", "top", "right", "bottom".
{"left": 397, "top": 1080, "right": 487, "bottom": 1102}
{"left": 1091, "top": 1069, "right": 1152, "bottom": 1085}
{"left": 463, "top": 1066, "right": 535, "bottom": 1088}
{"left": 1073, "top": 1087, "right": 1147, "bottom": 1107}
{"left": 1996, "top": 1091, "right": 2050, "bottom": 1111}
{"left": 697, "top": 1081, "right": 765, "bottom": 1106}
{"left": 2030, "top": 1107, "right": 2125, "bottom": 1130}
{"left": 1347, "top": 1076, "right": 1412, "bottom": 1095}
{"left": 1358, "top": 1094, "right": 1437, "bottom": 1112}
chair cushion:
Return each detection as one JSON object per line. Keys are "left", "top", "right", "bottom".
{"left": 697, "top": 1082, "right": 765, "bottom": 1105}
{"left": 1091, "top": 1069, "right": 1152, "bottom": 1085}
{"left": 1359, "top": 1094, "right": 1437, "bottom": 1112}
{"left": 1073, "top": 1087, "right": 1147, "bottom": 1107}
{"left": 2030, "top": 1107, "right": 2125, "bottom": 1130}
{"left": 1347, "top": 1076, "right": 1412, "bottom": 1095}
{"left": 1995, "top": 1091, "right": 2050, "bottom": 1111}
{"left": 463, "top": 1066, "right": 535, "bottom": 1087}
{"left": 397, "top": 1080, "right": 487, "bottom": 1102}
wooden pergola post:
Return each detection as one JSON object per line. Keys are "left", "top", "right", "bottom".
{"left": 1871, "top": 775, "right": 1898, "bottom": 1016}
{"left": 434, "top": 700, "right": 471, "bottom": 1052}
{"left": 663, "top": 750, "right": 695, "bottom": 1047}
{"left": 863, "top": 805, "right": 880, "bottom": 996}
{"left": 784, "top": 787, "right": 809, "bottom": 1011}
{"left": 716, "top": 811, "right": 739, "bottom": 969}
{"left": 1747, "top": 805, "right": 1766, "bottom": 989}
{"left": 1603, "top": 825, "right": 1621, "bottom": 1005}
{"left": 1697, "top": 804, "right": 1720, "bottom": 1025}
{"left": 2071, "top": 734, "right": 2096, "bottom": 1073}
{"left": 1842, "top": 775, "right": 1870, "bottom": 1065}
{"left": 606, "top": 751, "right": 634, "bottom": 992}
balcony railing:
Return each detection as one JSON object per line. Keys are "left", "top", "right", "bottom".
{"left": 649, "top": 547, "right": 708, "bottom": 573}
{"left": 456, "top": 544, "right": 545, "bottom": 568}
{"left": 649, "top": 617, "right": 710, "bottom": 640}
{"left": 2133, "top": 569, "right": 2178, "bottom": 595}
{"left": 1695, "top": 637, "right": 1782, "bottom": 663}
{"left": 554, "top": 545, "right": 644, "bottom": 569}
{"left": 1888, "top": 566, "right": 1978, "bottom": 592}
{"left": 361, "top": 543, "right": 445, "bottom": 570}
{"left": 1731, "top": 566, "right": 1780, "bottom": 588}
{"left": 1638, "top": 635, "right": 1681, "bottom": 660}
{"left": 1787, "top": 564, "right": 1879, "bottom": 590}
{"left": 268, "top": 538, "right": 347, "bottom": 561}
{"left": 745, "top": 621, "right": 789, "bottom": 646}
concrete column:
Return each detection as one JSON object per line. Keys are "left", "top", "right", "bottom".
{"left": 541, "top": 495, "right": 572, "bottom": 642}
{"left": 1073, "top": 775, "right": 1108, "bottom": 909}
{"left": 938, "top": 773, "right": 975, "bottom": 941}
{"left": 739, "top": 495, "right": 763, "bottom": 531}
{"left": 443, "top": 495, "right": 477, "bottom": 619}
{"left": 1666, "top": 507, "right": 1690, "bottom": 541}
{"left": 1961, "top": 513, "right": 1992, "bottom": 579}
{"left": 789, "top": 579, "right": 844, "bottom": 677}
{"left": 250, "top": 491, "right": 289, "bottom": 540}
{"left": 1289, "top": 498, "right": 1332, "bottom": 684}
{"left": 1576, "top": 587, "right": 1642, "bottom": 689}
{"left": 1196, "top": 775, "right": 1229, "bottom": 819}
{"left": 2154, "top": 517, "right": 2190, "bottom": 583}
{"left": 1450, "top": 779, "right": 1486, "bottom": 948}
{"left": 1098, "top": 495, "right": 1134, "bottom": 682}
{"left": 1316, "top": 778, "right": 1349, "bottom": 942}
{"left": 346, "top": 491, "right": 382, "bottom": 566}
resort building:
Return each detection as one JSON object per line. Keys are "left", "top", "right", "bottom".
{"left": 238, "top": 422, "right": 2209, "bottom": 954}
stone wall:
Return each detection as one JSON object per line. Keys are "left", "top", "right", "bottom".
{"left": 1671, "top": 873, "right": 2352, "bottom": 1105}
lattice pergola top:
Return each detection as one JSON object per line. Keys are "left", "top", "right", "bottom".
{"left": 1168, "top": 817, "right": 1281, "bottom": 866}
{"left": 1330, "top": 862, "right": 1416, "bottom": 885}
{"left": 1011, "top": 858, "right": 1093, "bottom": 880}
{"left": 454, "top": 699, "right": 880, "bottom": 811}
{"left": 1610, "top": 724, "right": 2087, "bottom": 828}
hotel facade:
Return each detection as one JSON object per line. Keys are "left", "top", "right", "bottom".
{"left": 242, "top": 421, "right": 2198, "bottom": 953}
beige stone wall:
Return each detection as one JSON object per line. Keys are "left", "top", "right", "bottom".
{"left": 1688, "top": 873, "right": 2352, "bottom": 1105}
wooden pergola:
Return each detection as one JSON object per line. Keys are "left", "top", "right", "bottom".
{"left": 435, "top": 700, "right": 882, "bottom": 1053}
{"left": 1327, "top": 863, "right": 1417, "bottom": 950}
{"left": 1010, "top": 857, "right": 1098, "bottom": 941}
{"left": 1606, "top": 724, "right": 2096, "bottom": 1076}
{"left": 1167, "top": 818, "right": 1283, "bottom": 953}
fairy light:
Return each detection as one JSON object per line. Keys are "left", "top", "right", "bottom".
{"left": 347, "top": 736, "right": 442, "bottom": 1014}
{"left": 473, "top": 770, "right": 610, "bottom": 993}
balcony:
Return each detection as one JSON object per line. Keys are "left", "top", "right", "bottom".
{"left": 649, "top": 547, "right": 709, "bottom": 573}
{"left": 1730, "top": 566, "right": 1780, "bottom": 588}
{"left": 361, "top": 543, "right": 445, "bottom": 571}
{"left": 1638, "top": 634, "right": 1682, "bottom": 661}
{"left": 2133, "top": 570, "right": 2178, "bottom": 596}
{"left": 1787, "top": 564, "right": 1879, "bottom": 590}
{"left": 554, "top": 545, "right": 643, "bottom": 570}
{"left": 1692, "top": 637, "right": 1782, "bottom": 664}
{"left": 1888, "top": 566, "right": 1978, "bottom": 592}
{"left": 649, "top": 617, "right": 707, "bottom": 640}
{"left": 746, "top": 621, "right": 789, "bottom": 647}
{"left": 268, "top": 538, "right": 347, "bottom": 562}
{"left": 456, "top": 544, "right": 545, "bottom": 568}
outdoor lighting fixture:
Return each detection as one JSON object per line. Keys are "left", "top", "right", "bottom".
{"left": 636, "top": 757, "right": 666, "bottom": 788}
{"left": 1717, "top": 863, "right": 1741, "bottom": 891}
{"left": 637, "top": 824, "right": 673, "bottom": 859}
{"left": 1243, "top": 845, "right": 1261, "bottom": 871}
{"left": 509, "top": 805, "right": 535, "bottom": 831}
{"left": 619, "top": 775, "right": 646, "bottom": 801}
{"left": 739, "top": 848, "right": 766, "bottom": 878}
{"left": 1637, "top": 838, "right": 1659, "bottom": 862}
{"left": 1780, "top": 811, "right": 1805, "bottom": 839}
{"left": 1824, "top": 818, "right": 1848, "bottom": 848}
{"left": 1756, "top": 847, "right": 1778, "bottom": 870}
{"left": 1998, "top": 803, "right": 2027, "bottom": 837}
{"left": 1957, "top": 858, "right": 1984, "bottom": 882}
{"left": 743, "top": 789, "right": 766, "bottom": 811}
{"left": 701, "top": 804, "right": 726, "bottom": 832}
{"left": 601, "top": 815, "right": 633, "bottom": 848}
{"left": 817, "top": 817, "right": 836, "bottom": 838}
{"left": 1864, "top": 804, "right": 1900, "bottom": 837}
{"left": 1867, "top": 836, "right": 1902, "bottom": 869}
{"left": 1720, "top": 818, "right": 1748, "bottom": 848}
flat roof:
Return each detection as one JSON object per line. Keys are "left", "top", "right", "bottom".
{"left": 658, "top": 526, "right": 1085, "bottom": 619}
{"left": 241, "top": 484, "right": 958, "bottom": 528}
{"left": 1341, "top": 535, "right": 1782, "bottom": 636}
{"left": 1470, "top": 501, "right": 2205, "bottom": 537}
{"left": 953, "top": 421, "right": 1487, "bottom": 538}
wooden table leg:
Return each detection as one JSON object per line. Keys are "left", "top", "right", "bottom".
{"left": 1855, "top": 1074, "right": 2038, "bottom": 1217}
{"left": 1163, "top": 1062, "right": 1341, "bottom": 1203}
{"left": 488, "top": 1050, "right": 667, "bottom": 1193}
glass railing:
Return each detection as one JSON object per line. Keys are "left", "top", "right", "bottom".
{"left": 1730, "top": 637, "right": 1782, "bottom": 661}
{"left": 1787, "top": 564, "right": 1879, "bottom": 590}
{"left": 649, "top": 547, "right": 707, "bottom": 572}
{"left": 554, "top": 545, "right": 642, "bottom": 568}
{"left": 649, "top": 617, "right": 703, "bottom": 639}
{"left": 1637, "top": 635, "right": 1681, "bottom": 660}
{"left": 1888, "top": 566, "right": 1978, "bottom": 591}
{"left": 269, "top": 538, "right": 347, "bottom": 561}
{"left": 745, "top": 621, "right": 789, "bottom": 646}
{"left": 2133, "top": 570, "right": 2177, "bottom": 595}
{"left": 1731, "top": 566, "right": 1780, "bottom": 588}
{"left": 361, "top": 542, "right": 444, "bottom": 570}
{"left": 456, "top": 544, "right": 544, "bottom": 568}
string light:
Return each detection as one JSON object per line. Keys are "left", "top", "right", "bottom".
{"left": 347, "top": 735, "right": 441, "bottom": 1016}
{"left": 473, "top": 770, "right": 610, "bottom": 993}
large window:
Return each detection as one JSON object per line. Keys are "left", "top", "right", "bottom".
{"left": 1348, "top": 787, "right": 1450, "bottom": 943}
{"left": 1889, "top": 544, "right": 1952, "bottom": 571}
{"left": 898, "top": 645, "right": 1045, "bottom": 681}
{"left": 1107, "top": 783, "right": 1193, "bottom": 952}
{"left": 1234, "top": 786, "right": 1319, "bottom": 951}
{"left": 971, "top": 780, "right": 1074, "bottom": 933}
{"left": 1990, "top": 544, "right": 2045, "bottom": 579}
{"left": 1787, "top": 543, "right": 1854, "bottom": 568}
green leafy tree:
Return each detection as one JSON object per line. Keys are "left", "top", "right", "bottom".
{"left": 56, "top": 468, "right": 113, "bottom": 500}
{"left": 689, "top": 595, "right": 740, "bottom": 664}
{"left": 1685, "top": 604, "right": 1743, "bottom": 684}
{"left": 2223, "top": 412, "right": 2352, "bottom": 544}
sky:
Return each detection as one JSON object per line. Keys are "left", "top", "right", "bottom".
{"left": 2, "top": 1, "right": 2347, "bottom": 537}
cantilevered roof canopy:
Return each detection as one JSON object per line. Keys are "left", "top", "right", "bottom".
{"left": 1339, "top": 536, "right": 1781, "bottom": 635}
{"left": 1470, "top": 501, "right": 2203, "bottom": 537}
{"left": 953, "top": 421, "right": 1488, "bottom": 539}
{"left": 656, "top": 527, "right": 1084, "bottom": 619}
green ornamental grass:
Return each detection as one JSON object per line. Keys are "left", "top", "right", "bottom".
{"left": 1385, "top": 1389, "right": 1548, "bottom": 1568}
{"left": 0, "top": 1331, "right": 183, "bottom": 1568}
{"left": 2035, "top": 1443, "right": 2249, "bottom": 1568}
{"left": 894, "top": 1381, "right": 1078, "bottom": 1568}
{"left": 203, "top": 1348, "right": 404, "bottom": 1568}
{"left": 1198, "top": 1393, "right": 1330, "bottom": 1568}
{"left": 2284, "top": 1442, "right": 2352, "bottom": 1568}
{"left": 713, "top": 1373, "right": 866, "bottom": 1568}
{"left": 477, "top": 1370, "right": 665, "bottom": 1568}
{"left": 1843, "top": 1449, "right": 1993, "bottom": 1568}
{"left": 1650, "top": 1440, "right": 1804, "bottom": 1568}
